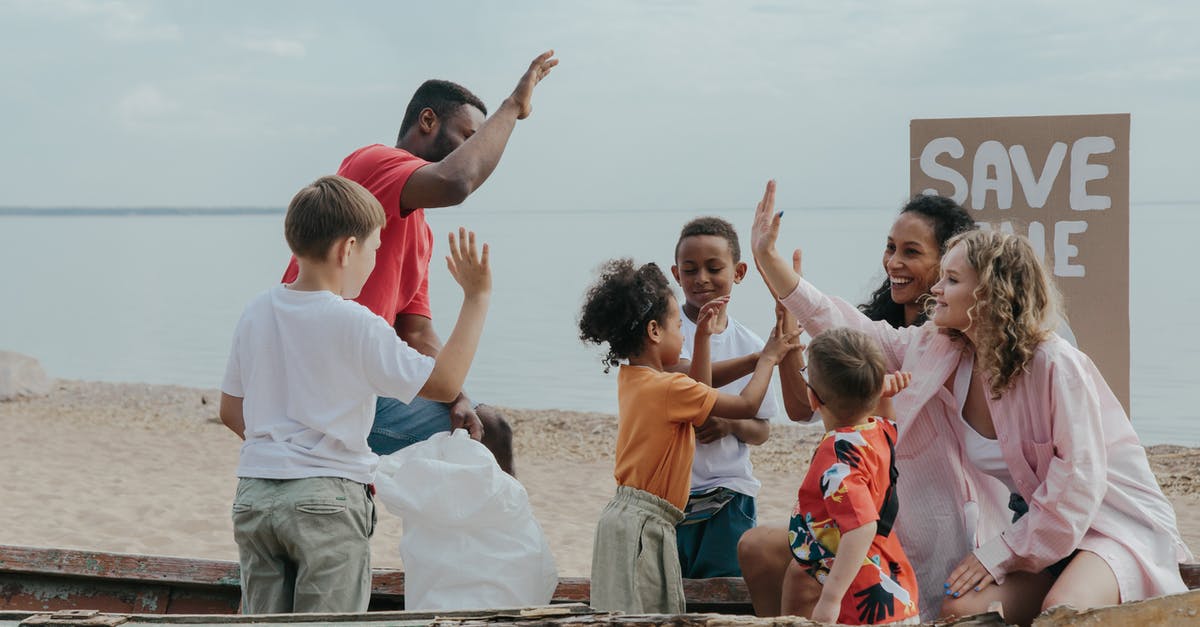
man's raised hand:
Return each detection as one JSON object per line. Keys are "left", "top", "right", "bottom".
{"left": 509, "top": 50, "right": 558, "bottom": 120}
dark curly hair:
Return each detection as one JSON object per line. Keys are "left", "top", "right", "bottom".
{"left": 579, "top": 259, "right": 674, "bottom": 372}
{"left": 858, "top": 194, "right": 975, "bottom": 328}
{"left": 674, "top": 216, "right": 741, "bottom": 262}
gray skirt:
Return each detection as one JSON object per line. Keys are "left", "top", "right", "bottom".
{"left": 589, "top": 485, "right": 686, "bottom": 614}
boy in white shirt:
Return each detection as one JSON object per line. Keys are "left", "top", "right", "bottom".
{"left": 219, "top": 175, "right": 491, "bottom": 614}
{"left": 669, "top": 217, "right": 808, "bottom": 578}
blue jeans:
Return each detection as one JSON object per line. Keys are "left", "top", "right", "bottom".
{"left": 367, "top": 396, "right": 454, "bottom": 455}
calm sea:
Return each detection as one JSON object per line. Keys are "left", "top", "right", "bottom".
{"left": 1, "top": 203, "right": 1196, "bottom": 445}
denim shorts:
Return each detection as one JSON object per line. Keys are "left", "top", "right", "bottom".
{"left": 367, "top": 396, "right": 455, "bottom": 455}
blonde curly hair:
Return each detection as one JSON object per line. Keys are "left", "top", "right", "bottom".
{"left": 940, "top": 230, "right": 1064, "bottom": 398}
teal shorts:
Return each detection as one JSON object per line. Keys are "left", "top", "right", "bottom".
{"left": 675, "top": 489, "right": 756, "bottom": 578}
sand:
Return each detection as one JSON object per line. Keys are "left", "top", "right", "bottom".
{"left": 1, "top": 380, "right": 1196, "bottom": 577}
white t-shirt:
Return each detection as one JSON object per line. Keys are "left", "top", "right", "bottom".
{"left": 679, "top": 309, "right": 778, "bottom": 497}
{"left": 221, "top": 284, "right": 435, "bottom": 484}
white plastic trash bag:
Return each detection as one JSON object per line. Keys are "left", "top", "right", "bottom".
{"left": 374, "top": 429, "right": 558, "bottom": 610}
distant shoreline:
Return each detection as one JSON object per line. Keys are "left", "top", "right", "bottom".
{"left": 0, "top": 207, "right": 284, "bottom": 217}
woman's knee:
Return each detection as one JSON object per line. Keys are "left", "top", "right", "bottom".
{"left": 737, "top": 527, "right": 772, "bottom": 572}
{"left": 939, "top": 593, "right": 981, "bottom": 620}
{"left": 1041, "top": 551, "right": 1119, "bottom": 612}
{"left": 738, "top": 527, "right": 790, "bottom": 579}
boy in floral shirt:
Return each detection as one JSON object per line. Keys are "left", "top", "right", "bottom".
{"left": 786, "top": 328, "right": 919, "bottom": 625}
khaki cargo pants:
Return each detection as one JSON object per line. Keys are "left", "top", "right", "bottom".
{"left": 589, "top": 486, "right": 686, "bottom": 614}
{"left": 232, "top": 476, "right": 375, "bottom": 614}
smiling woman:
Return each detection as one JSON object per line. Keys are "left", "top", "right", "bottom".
{"left": 859, "top": 195, "right": 977, "bottom": 328}
{"left": 750, "top": 181, "right": 1194, "bottom": 626}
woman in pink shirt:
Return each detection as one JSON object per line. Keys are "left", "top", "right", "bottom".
{"left": 750, "top": 181, "right": 1191, "bottom": 625}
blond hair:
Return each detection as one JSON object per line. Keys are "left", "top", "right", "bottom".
{"left": 284, "top": 175, "right": 386, "bottom": 260}
{"left": 806, "top": 328, "right": 887, "bottom": 420}
{"left": 941, "top": 229, "right": 1063, "bottom": 398}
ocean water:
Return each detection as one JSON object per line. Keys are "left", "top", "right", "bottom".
{"left": 1, "top": 203, "right": 1196, "bottom": 445}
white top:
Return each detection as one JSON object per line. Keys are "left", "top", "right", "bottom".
{"left": 963, "top": 428, "right": 1016, "bottom": 493}
{"left": 952, "top": 354, "right": 1017, "bottom": 493}
{"left": 679, "top": 309, "right": 777, "bottom": 496}
{"left": 221, "top": 284, "right": 435, "bottom": 484}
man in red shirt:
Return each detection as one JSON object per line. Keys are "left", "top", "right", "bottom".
{"left": 282, "top": 51, "right": 558, "bottom": 474}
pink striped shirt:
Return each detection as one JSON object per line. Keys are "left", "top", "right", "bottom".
{"left": 781, "top": 278, "right": 1191, "bottom": 619}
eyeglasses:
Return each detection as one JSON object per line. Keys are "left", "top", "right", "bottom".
{"left": 798, "top": 366, "right": 824, "bottom": 405}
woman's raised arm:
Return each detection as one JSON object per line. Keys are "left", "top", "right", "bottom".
{"left": 749, "top": 180, "right": 916, "bottom": 370}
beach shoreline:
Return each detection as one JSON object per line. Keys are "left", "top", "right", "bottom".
{"left": 1, "top": 379, "right": 1196, "bottom": 577}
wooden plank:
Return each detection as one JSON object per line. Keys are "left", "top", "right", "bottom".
{"left": 0, "top": 547, "right": 239, "bottom": 589}
{"left": 1033, "top": 589, "right": 1200, "bottom": 625}
{"left": 0, "top": 605, "right": 598, "bottom": 626}
{"left": 0, "top": 546, "right": 752, "bottom": 613}
{"left": 0, "top": 572, "right": 172, "bottom": 614}
{"left": 1, "top": 545, "right": 1195, "bottom": 618}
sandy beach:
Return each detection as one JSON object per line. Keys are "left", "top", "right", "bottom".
{"left": 1, "top": 380, "right": 1196, "bottom": 577}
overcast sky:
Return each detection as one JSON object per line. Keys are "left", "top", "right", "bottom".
{"left": 2, "top": 0, "right": 1197, "bottom": 211}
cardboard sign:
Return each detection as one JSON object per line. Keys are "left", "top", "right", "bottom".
{"left": 910, "top": 114, "right": 1130, "bottom": 413}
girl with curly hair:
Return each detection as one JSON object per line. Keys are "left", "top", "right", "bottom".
{"left": 751, "top": 181, "right": 1191, "bottom": 626}
{"left": 578, "top": 258, "right": 796, "bottom": 614}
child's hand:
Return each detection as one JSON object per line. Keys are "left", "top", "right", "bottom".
{"left": 774, "top": 300, "right": 803, "bottom": 339}
{"left": 880, "top": 371, "right": 912, "bottom": 398}
{"left": 694, "top": 416, "right": 733, "bottom": 444}
{"left": 811, "top": 596, "right": 840, "bottom": 625}
{"left": 694, "top": 296, "right": 730, "bottom": 338}
{"left": 445, "top": 228, "right": 491, "bottom": 298}
{"left": 761, "top": 327, "right": 802, "bottom": 365}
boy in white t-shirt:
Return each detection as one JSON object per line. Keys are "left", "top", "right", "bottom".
{"left": 218, "top": 175, "right": 492, "bottom": 614}
{"left": 669, "top": 217, "right": 809, "bottom": 578}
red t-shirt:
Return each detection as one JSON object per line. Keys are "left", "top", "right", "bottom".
{"left": 282, "top": 145, "right": 433, "bottom": 323}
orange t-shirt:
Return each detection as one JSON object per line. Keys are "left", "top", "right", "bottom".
{"left": 613, "top": 365, "right": 719, "bottom": 510}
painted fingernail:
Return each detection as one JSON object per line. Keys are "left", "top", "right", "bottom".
{"left": 776, "top": 211, "right": 784, "bottom": 218}
{"left": 954, "top": 592, "right": 960, "bottom": 598}
{"left": 943, "top": 583, "right": 950, "bottom": 588}
{"left": 944, "top": 589, "right": 952, "bottom": 596}
{"left": 974, "top": 587, "right": 981, "bottom": 592}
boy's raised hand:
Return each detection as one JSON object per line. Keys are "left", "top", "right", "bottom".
{"left": 508, "top": 50, "right": 559, "bottom": 120}
{"left": 761, "top": 326, "right": 802, "bottom": 365}
{"left": 694, "top": 295, "right": 730, "bottom": 338}
{"left": 445, "top": 228, "right": 491, "bottom": 298}
{"left": 880, "top": 371, "right": 912, "bottom": 398}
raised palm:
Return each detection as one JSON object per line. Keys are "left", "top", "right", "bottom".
{"left": 510, "top": 50, "right": 559, "bottom": 120}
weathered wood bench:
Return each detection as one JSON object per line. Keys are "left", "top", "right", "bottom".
{"left": 1, "top": 544, "right": 1196, "bottom": 616}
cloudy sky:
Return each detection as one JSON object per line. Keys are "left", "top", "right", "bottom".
{"left": 2, "top": 0, "right": 1197, "bottom": 211}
